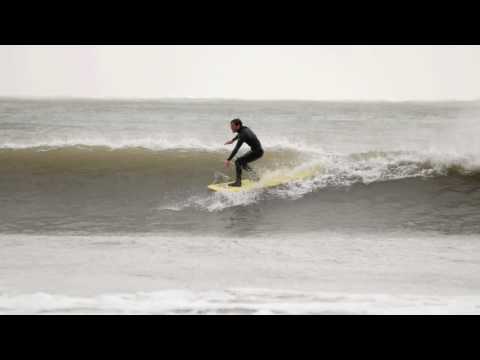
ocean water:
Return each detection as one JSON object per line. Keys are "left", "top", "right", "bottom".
{"left": 1, "top": 98, "right": 480, "bottom": 314}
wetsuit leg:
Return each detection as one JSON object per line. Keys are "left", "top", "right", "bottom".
{"left": 234, "top": 150, "right": 264, "bottom": 181}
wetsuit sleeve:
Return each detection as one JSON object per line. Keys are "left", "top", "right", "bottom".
{"left": 227, "top": 136, "right": 244, "bottom": 161}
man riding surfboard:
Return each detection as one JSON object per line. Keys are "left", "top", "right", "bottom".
{"left": 224, "top": 119, "right": 264, "bottom": 187}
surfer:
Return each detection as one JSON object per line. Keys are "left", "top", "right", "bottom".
{"left": 224, "top": 118, "right": 264, "bottom": 187}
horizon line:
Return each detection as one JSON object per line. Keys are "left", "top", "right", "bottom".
{"left": 0, "top": 95, "right": 478, "bottom": 103}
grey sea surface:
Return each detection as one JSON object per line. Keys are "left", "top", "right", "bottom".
{"left": 1, "top": 98, "right": 479, "bottom": 314}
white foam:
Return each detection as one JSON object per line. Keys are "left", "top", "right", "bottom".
{"left": 0, "top": 135, "right": 327, "bottom": 154}
{"left": 0, "top": 137, "right": 226, "bottom": 152}
{"left": 268, "top": 149, "right": 479, "bottom": 200}
{"left": 180, "top": 153, "right": 414, "bottom": 211}
{"left": 1, "top": 288, "right": 479, "bottom": 315}
{"left": 156, "top": 149, "right": 480, "bottom": 212}
{"left": 160, "top": 190, "right": 263, "bottom": 213}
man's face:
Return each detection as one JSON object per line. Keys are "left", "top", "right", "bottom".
{"left": 230, "top": 122, "right": 240, "bottom": 132}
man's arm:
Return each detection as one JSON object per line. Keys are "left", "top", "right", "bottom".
{"left": 227, "top": 137, "right": 244, "bottom": 161}
{"left": 225, "top": 135, "right": 239, "bottom": 145}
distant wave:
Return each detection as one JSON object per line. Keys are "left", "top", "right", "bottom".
{"left": 0, "top": 137, "right": 327, "bottom": 154}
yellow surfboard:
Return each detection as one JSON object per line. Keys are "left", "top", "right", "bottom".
{"left": 207, "top": 169, "right": 315, "bottom": 193}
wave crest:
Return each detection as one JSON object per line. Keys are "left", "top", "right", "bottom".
{"left": 158, "top": 150, "right": 480, "bottom": 212}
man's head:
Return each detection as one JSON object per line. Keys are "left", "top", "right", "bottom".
{"left": 230, "top": 118, "right": 243, "bottom": 132}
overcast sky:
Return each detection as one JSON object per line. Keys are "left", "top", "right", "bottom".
{"left": 0, "top": 45, "right": 479, "bottom": 101}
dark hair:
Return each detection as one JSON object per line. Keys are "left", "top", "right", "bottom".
{"left": 230, "top": 118, "right": 242, "bottom": 127}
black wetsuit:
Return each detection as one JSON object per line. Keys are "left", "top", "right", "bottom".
{"left": 227, "top": 126, "right": 264, "bottom": 182}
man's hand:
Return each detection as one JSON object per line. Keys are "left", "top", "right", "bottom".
{"left": 224, "top": 140, "right": 234, "bottom": 145}
{"left": 224, "top": 160, "right": 231, "bottom": 168}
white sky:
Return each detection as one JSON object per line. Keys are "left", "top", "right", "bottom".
{"left": 0, "top": 45, "right": 479, "bottom": 101}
